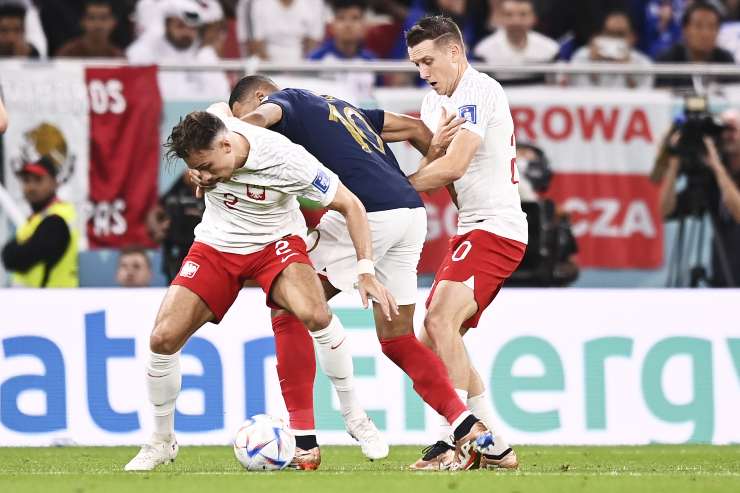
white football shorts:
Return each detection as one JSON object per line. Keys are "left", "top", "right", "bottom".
{"left": 309, "top": 207, "right": 427, "bottom": 305}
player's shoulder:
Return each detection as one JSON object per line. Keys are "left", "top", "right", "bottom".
{"left": 461, "top": 67, "right": 503, "bottom": 95}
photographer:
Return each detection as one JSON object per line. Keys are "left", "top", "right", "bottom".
{"left": 509, "top": 143, "right": 579, "bottom": 287}
{"left": 146, "top": 171, "right": 204, "bottom": 283}
{"left": 653, "top": 109, "right": 740, "bottom": 287}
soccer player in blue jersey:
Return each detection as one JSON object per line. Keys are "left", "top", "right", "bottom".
{"left": 205, "top": 76, "right": 494, "bottom": 470}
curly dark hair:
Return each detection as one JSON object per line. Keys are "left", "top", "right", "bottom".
{"left": 405, "top": 15, "right": 464, "bottom": 49}
{"left": 164, "top": 111, "right": 226, "bottom": 163}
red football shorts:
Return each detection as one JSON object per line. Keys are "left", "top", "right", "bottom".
{"left": 171, "top": 236, "right": 312, "bottom": 322}
{"left": 426, "top": 229, "right": 526, "bottom": 329}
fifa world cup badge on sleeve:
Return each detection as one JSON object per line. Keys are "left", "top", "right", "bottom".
{"left": 312, "top": 169, "right": 331, "bottom": 193}
{"left": 459, "top": 105, "right": 477, "bottom": 124}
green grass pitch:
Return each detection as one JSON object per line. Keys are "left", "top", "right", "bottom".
{"left": 1, "top": 445, "right": 738, "bottom": 493}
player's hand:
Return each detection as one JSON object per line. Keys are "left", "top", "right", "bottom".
{"left": 188, "top": 169, "right": 215, "bottom": 198}
{"left": 357, "top": 274, "right": 399, "bottom": 321}
{"left": 703, "top": 136, "right": 724, "bottom": 174}
{"left": 430, "top": 108, "right": 464, "bottom": 158}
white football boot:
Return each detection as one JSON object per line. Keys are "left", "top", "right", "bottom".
{"left": 345, "top": 414, "right": 389, "bottom": 460}
{"left": 124, "top": 434, "right": 179, "bottom": 471}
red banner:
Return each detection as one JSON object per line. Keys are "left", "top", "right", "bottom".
{"left": 546, "top": 173, "right": 663, "bottom": 268}
{"left": 86, "top": 66, "right": 161, "bottom": 248}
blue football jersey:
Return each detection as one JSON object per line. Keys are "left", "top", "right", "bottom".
{"left": 261, "top": 88, "right": 424, "bottom": 213}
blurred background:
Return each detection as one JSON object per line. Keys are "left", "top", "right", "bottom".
{"left": 1, "top": 0, "right": 739, "bottom": 448}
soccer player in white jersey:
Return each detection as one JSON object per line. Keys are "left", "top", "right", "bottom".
{"left": 405, "top": 15, "right": 528, "bottom": 470}
{"left": 124, "top": 104, "right": 396, "bottom": 471}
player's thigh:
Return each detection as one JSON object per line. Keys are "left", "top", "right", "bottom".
{"left": 373, "top": 303, "right": 415, "bottom": 339}
{"left": 151, "top": 284, "right": 215, "bottom": 354}
{"left": 271, "top": 276, "right": 339, "bottom": 321}
{"left": 270, "top": 262, "right": 331, "bottom": 331}
{"left": 375, "top": 208, "right": 426, "bottom": 305}
{"left": 425, "top": 280, "right": 478, "bottom": 339}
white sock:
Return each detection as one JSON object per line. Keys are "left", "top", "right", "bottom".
{"left": 309, "top": 315, "right": 363, "bottom": 420}
{"left": 468, "top": 391, "right": 510, "bottom": 455}
{"left": 147, "top": 351, "right": 181, "bottom": 440}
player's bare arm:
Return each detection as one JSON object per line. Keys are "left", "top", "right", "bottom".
{"left": 240, "top": 102, "right": 283, "bottom": 128}
{"left": 381, "top": 110, "right": 463, "bottom": 162}
{"left": 378, "top": 111, "right": 432, "bottom": 154}
{"left": 0, "top": 96, "right": 7, "bottom": 134}
{"left": 327, "top": 183, "right": 399, "bottom": 320}
{"left": 409, "top": 129, "right": 481, "bottom": 192}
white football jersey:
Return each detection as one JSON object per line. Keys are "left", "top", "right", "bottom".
{"left": 421, "top": 66, "right": 528, "bottom": 244}
{"left": 194, "top": 113, "right": 340, "bottom": 254}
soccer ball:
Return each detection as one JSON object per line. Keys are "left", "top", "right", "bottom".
{"left": 233, "top": 414, "right": 296, "bottom": 471}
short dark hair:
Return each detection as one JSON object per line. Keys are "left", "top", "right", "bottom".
{"left": 601, "top": 9, "right": 633, "bottom": 31}
{"left": 164, "top": 111, "right": 226, "bottom": 163}
{"left": 84, "top": 0, "right": 114, "bottom": 12}
{"left": 228, "top": 75, "right": 278, "bottom": 109}
{"left": 405, "top": 15, "right": 464, "bottom": 49}
{"left": 502, "top": 0, "right": 535, "bottom": 6}
{"left": 119, "top": 246, "right": 151, "bottom": 268}
{"left": 0, "top": 4, "right": 26, "bottom": 21}
{"left": 682, "top": 1, "right": 722, "bottom": 28}
{"left": 330, "top": 0, "right": 368, "bottom": 14}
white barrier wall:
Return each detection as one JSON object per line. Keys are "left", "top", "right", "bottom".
{"left": 1, "top": 288, "right": 739, "bottom": 446}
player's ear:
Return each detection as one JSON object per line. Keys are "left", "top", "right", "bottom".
{"left": 220, "top": 135, "right": 232, "bottom": 154}
{"left": 449, "top": 41, "right": 461, "bottom": 61}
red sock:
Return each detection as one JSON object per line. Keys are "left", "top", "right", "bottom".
{"left": 272, "top": 313, "right": 316, "bottom": 431}
{"left": 380, "top": 333, "right": 467, "bottom": 425}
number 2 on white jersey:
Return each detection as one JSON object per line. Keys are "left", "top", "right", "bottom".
{"left": 275, "top": 240, "right": 291, "bottom": 257}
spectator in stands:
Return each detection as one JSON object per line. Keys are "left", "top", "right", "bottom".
{"left": 1, "top": 156, "right": 79, "bottom": 288}
{"left": 568, "top": 10, "right": 654, "bottom": 88}
{"left": 197, "top": 0, "right": 228, "bottom": 57}
{"left": 473, "top": 0, "right": 559, "bottom": 85}
{"left": 116, "top": 246, "right": 153, "bottom": 287}
{"left": 718, "top": 0, "right": 740, "bottom": 59}
{"left": 0, "top": 2, "right": 39, "bottom": 58}
{"left": 308, "top": 0, "right": 376, "bottom": 99}
{"left": 55, "top": 0, "right": 122, "bottom": 57}
{"left": 126, "top": 0, "right": 230, "bottom": 100}
{"left": 655, "top": 1, "right": 735, "bottom": 87}
{"left": 245, "top": 0, "right": 325, "bottom": 61}
{"left": 7, "top": 0, "right": 47, "bottom": 57}
{"left": 653, "top": 109, "right": 740, "bottom": 286}
{"left": 386, "top": 0, "right": 481, "bottom": 59}
{"left": 146, "top": 172, "right": 204, "bottom": 283}
{"left": 635, "top": 0, "right": 684, "bottom": 59}
{"left": 310, "top": 0, "right": 374, "bottom": 61}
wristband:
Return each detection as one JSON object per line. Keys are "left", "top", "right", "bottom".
{"left": 357, "top": 259, "right": 375, "bottom": 276}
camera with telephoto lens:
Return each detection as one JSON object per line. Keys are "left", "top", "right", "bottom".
{"left": 672, "top": 96, "right": 725, "bottom": 175}
{"left": 670, "top": 95, "right": 726, "bottom": 215}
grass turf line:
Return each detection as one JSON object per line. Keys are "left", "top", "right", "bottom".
{"left": 0, "top": 445, "right": 738, "bottom": 493}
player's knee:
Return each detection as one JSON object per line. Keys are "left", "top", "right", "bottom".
{"left": 149, "top": 325, "right": 180, "bottom": 355}
{"left": 300, "top": 304, "right": 332, "bottom": 332}
{"left": 423, "top": 313, "right": 453, "bottom": 349}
